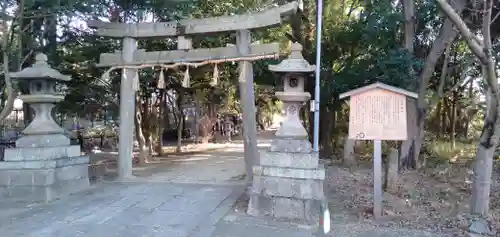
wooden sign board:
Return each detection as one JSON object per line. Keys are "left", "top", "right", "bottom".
{"left": 339, "top": 82, "right": 418, "bottom": 141}
{"left": 338, "top": 82, "right": 417, "bottom": 219}
{"left": 348, "top": 89, "right": 407, "bottom": 140}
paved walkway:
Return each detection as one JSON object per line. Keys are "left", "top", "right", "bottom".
{"left": 0, "top": 134, "right": 440, "bottom": 237}
{"left": 212, "top": 213, "right": 438, "bottom": 237}
{"left": 0, "top": 142, "right": 251, "bottom": 237}
{"left": 0, "top": 183, "right": 241, "bottom": 237}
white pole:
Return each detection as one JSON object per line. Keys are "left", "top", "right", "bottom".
{"left": 313, "top": 0, "right": 324, "bottom": 152}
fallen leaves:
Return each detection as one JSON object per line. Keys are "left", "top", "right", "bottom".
{"left": 323, "top": 162, "right": 500, "bottom": 236}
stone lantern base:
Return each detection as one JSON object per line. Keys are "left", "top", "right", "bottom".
{"left": 0, "top": 141, "right": 90, "bottom": 203}
{"left": 247, "top": 138, "right": 325, "bottom": 223}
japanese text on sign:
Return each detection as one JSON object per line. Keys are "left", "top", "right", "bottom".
{"left": 348, "top": 89, "right": 407, "bottom": 140}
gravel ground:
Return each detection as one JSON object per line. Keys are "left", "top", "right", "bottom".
{"left": 229, "top": 160, "right": 499, "bottom": 237}
{"left": 323, "top": 161, "right": 500, "bottom": 236}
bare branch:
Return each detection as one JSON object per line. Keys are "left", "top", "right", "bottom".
{"left": 481, "top": 0, "right": 497, "bottom": 92}
{"left": 20, "top": 49, "right": 34, "bottom": 66}
{"left": 436, "top": 0, "right": 487, "bottom": 63}
{"left": 0, "top": 0, "right": 20, "bottom": 123}
{"left": 492, "top": 9, "right": 500, "bottom": 24}
{"left": 437, "top": 43, "right": 452, "bottom": 99}
{"left": 482, "top": 0, "right": 493, "bottom": 51}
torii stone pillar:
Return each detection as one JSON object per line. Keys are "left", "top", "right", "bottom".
{"left": 237, "top": 30, "right": 260, "bottom": 185}
{"left": 118, "top": 38, "right": 137, "bottom": 179}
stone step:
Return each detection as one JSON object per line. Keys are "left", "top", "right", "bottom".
{"left": 4, "top": 145, "right": 81, "bottom": 161}
{"left": 250, "top": 175, "right": 324, "bottom": 200}
{"left": 269, "top": 139, "right": 312, "bottom": 153}
{"left": 260, "top": 151, "right": 319, "bottom": 169}
{"left": 0, "top": 155, "right": 88, "bottom": 170}
{"left": 0, "top": 155, "right": 90, "bottom": 202}
{"left": 15, "top": 134, "right": 71, "bottom": 148}
{"left": 252, "top": 165, "right": 325, "bottom": 180}
{"left": 248, "top": 195, "right": 321, "bottom": 223}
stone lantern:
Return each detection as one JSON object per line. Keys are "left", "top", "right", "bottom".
{"left": 247, "top": 43, "right": 325, "bottom": 223}
{"left": 268, "top": 43, "right": 315, "bottom": 143}
{"left": 11, "top": 53, "right": 70, "bottom": 147}
{"left": 0, "top": 53, "right": 90, "bottom": 202}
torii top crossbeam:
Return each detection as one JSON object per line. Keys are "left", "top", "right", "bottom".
{"left": 87, "top": 2, "right": 300, "bottom": 38}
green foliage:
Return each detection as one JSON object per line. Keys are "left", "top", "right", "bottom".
{"left": 426, "top": 139, "right": 476, "bottom": 166}
{"left": 318, "top": 0, "right": 422, "bottom": 109}
{"left": 3, "top": 0, "right": 492, "bottom": 159}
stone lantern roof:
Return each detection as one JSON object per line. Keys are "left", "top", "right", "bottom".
{"left": 9, "top": 53, "right": 71, "bottom": 81}
{"left": 268, "top": 43, "right": 315, "bottom": 73}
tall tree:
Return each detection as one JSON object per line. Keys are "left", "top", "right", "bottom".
{"left": 437, "top": 0, "right": 497, "bottom": 216}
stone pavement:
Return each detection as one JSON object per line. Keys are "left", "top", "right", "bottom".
{"left": 212, "top": 212, "right": 440, "bottom": 237}
{"left": 0, "top": 135, "right": 441, "bottom": 237}
{"left": 0, "top": 144, "right": 250, "bottom": 237}
{"left": 0, "top": 182, "right": 241, "bottom": 237}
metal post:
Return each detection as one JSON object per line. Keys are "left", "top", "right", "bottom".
{"left": 313, "top": 0, "right": 324, "bottom": 152}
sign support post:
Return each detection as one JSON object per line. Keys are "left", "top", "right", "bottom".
{"left": 373, "top": 139, "right": 382, "bottom": 218}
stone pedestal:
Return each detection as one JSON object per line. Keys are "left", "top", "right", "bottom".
{"left": 0, "top": 134, "right": 89, "bottom": 202}
{"left": 247, "top": 139, "right": 325, "bottom": 222}
{"left": 0, "top": 146, "right": 90, "bottom": 202}
{"left": 247, "top": 42, "right": 325, "bottom": 223}
{"left": 0, "top": 124, "right": 90, "bottom": 202}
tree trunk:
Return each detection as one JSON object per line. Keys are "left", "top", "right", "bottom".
{"left": 451, "top": 87, "right": 457, "bottom": 149}
{"left": 471, "top": 74, "right": 497, "bottom": 215}
{"left": 399, "top": 0, "right": 416, "bottom": 170}
{"left": 320, "top": 106, "right": 335, "bottom": 158}
{"left": 176, "top": 92, "right": 184, "bottom": 153}
{"left": 464, "top": 79, "right": 474, "bottom": 137}
{"left": 403, "top": 22, "right": 459, "bottom": 169}
{"left": 193, "top": 93, "right": 200, "bottom": 143}
{"left": 0, "top": 3, "right": 21, "bottom": 124}
{"left": 443, "top": 98, "right": 450, "bottom": 138}
{"left": 402, "top": 0, "right": 415, "bottom": 53}
{"left": 436, "top": 100, "right": 443, "bottom": 138}
{"left": 135, "top": 95, "right": 149, "bottom": 164}
{"left": 44, "top": 13, "right": 58, "bottom": 64}
{"left": 399, "top": 0, "right": 466, "bottom": 169}
{"left": 142, "top": 96, "right": 154, "bottom": 156}
{"left": 400, "top": 97, "right": 418, "bottom": 170}
{"left": 0, "top": 45, "right": 15, "bottom": 123}
{"left": 156, "top": 90, "right": 166, "bottom": 155}
{"left": 436, "top": 0, "right": 497, "bottom": 216}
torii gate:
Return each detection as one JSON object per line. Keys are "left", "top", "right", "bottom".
{"left": 87, "top": 2, "right": 300, "bottom": 181}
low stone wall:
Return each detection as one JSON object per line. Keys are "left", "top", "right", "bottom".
{"left": 0, "top": 153, "right": 90, "bottom": 203}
